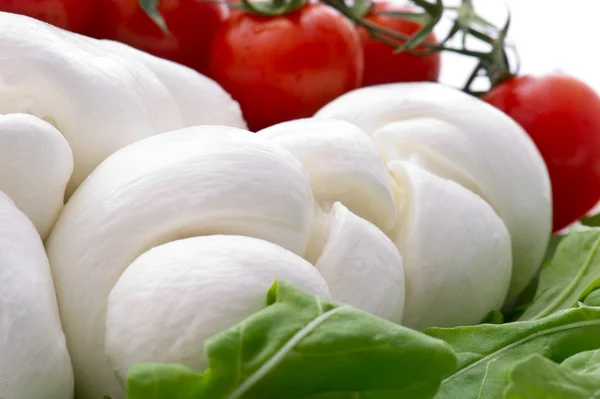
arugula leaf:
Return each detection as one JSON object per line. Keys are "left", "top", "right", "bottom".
{"left": 582, "top": 213, "right": 600, "bottom": 228}
{"left": 501, "top": 234, "right": 567, "bottom": 322}
{"left": 518, "top": 228, "right": 600, "bottom": 321}
{"left": 584, "top": 289, "right": 600, "bottom": 307}
{"left": 126, "top": 281, "right": 457, "bottom": 399}
{"left": 543, "top": 233, "right": 568, "bottom": 265}
{"left": 505, "top": 349, "right": 600, "bottom": 398}
{"left": 480, "top": 310, "right": 504, "bottom": 325}
{"left": 425, "top": 306, "right": 600, "bottom": 398}
{"left": 562, "top": 348, "right": 600, "bottom": 374}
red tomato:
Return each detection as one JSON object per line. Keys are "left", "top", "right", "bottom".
{"left": 208, "top": 4, "right": 364, "bottom": 131}
{"left": 485, "top": 74, "right": 600, "bottom": 232}
{"left": 85, "top": 0, "right": 227, "bottom": 75}
{"left": 359, "top": 1, "right": 441, "bottom": 86}
{"left": 0, "top": 0, "right": 94, "bottom": 32}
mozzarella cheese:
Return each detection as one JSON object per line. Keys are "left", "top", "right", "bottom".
{"left": 316, "top": 82, "right": 552, "bottom": 302}
{"left": 0, "top": 191, "right": 73, "bottom": 399}
{"left": 0, "top": 13, "right": 551, "bottom": 399}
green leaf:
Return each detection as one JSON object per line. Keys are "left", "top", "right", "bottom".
{"left": 501, "top": 269, "right": 544, "bottom": 322}
{"left": 480, "top": 310, "right": 504, "bottom": 325}
{"left": 127, "top": 281, "right": 457, "bottom": 399}
{"left": 425, "top": 306, "right": 600, "bottom": 398}
{"left": 518, "top": 228, "right": 600, "bottom": 321}
{"left": 562, "top": 348, "right": 600, "bottom": 373}
{"left": 583, "top": 289, "right": 600, "bottom": 307}
{"left": 138, "top": 0, "right": 169, "bottom": 33}
{"left": 543, "top": 234, "right": 567, "bottom": 265}
{"left": 505, "top": 349, "right": 600, "bottom": 398}
{"left": 500, "top": 232, "right": 588, "bottom": 322}
{"left": 582, "top": 213, "right": 600, "bottom": 227}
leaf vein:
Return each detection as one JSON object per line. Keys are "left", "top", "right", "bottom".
{"left": 442, "top": 319, "right": 600, "bottom": 385}
{"left": 235, "top": 321, "right": 246, "bottom": 386}
{"left": 226, "top": 305, "right": 350, "bottom": 399}
{"left": 531, "top": 234, "right": 600, "bottom": 320}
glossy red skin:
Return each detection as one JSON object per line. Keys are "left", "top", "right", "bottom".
{"left": 360, "top": 2, "right": 441, "bottom": 86}
{"left": 84, "top": 0, "right": 227, "bottom": 75}
{"left": 208, "top": 4, "right": 364, "bottom": 131}
{"left": 485, "top": 74, "right": 600, "bottom": 232}
{"left": 0, "top": 0, "right": 94, "bottom": 32}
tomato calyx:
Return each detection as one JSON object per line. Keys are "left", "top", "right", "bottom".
{"left": 335, "top": 0, "right": 519, "bottom": 95}
{"left": 138, "top": 0, "right": 170, "bottom": 32}
{"left": 138, "top": 0, "right": 518, "bottom": 95}
{"left": 356, "top": 0, "right": 444, "bottom": 53}
{"left": 235, "top": 0, "right": 308, "bottom": 16}
{"left": 455, "top": 4, "right": 517, "bottom": 94}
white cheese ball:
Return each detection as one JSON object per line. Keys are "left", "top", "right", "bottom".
{"left": 389, "top": 161, "right": 512, "bottom": 330}
{"left": 47, "top": 126, "right": 315, "bottom": 399}
{"left": 0, "top": 191, "right": 73, "bottom": 399}
{"left": 0, "top": 114, "right": 73, "bottom": 239}
{"left": 316, "top": 83, "right": 551, "bottom": 303}
{"left": 258, "top": 119, "right": 405, "bottom": 323}
{"left": 0, "top": 11, "right": 246, "bottom": 197}
{"left": 258, "top": 119, "right": 397, "bottom": 234}
{"left": 314, "top": 202, "right": 405, "bottom": 323}
{"left": 105, "top": 235, "right": 329, "bottom": 383}
{"left": 98, "top": 40, "right": 247, "bottom": 130}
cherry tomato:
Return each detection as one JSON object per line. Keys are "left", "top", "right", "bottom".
{"left": 359, "top": 1, "right": 441, "bottom": 86}
{"left": 85, "top": 0, "right": 227, "bottom": 76}
{"left": 0, "top": 0, "right": 94, "bottom": 32}
{"left": 208, "top": 4, "right": 364, "bottom": 131}
{"left": 485, "top": 74, "right": 600, "bottom": 232}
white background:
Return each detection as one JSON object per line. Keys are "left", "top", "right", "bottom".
{"left": 429, "top": 0, "right": 600, "bottom": 92}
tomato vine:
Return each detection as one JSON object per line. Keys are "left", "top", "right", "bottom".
{"left": 138, "top": 0, "right": 518, "bottom": 94}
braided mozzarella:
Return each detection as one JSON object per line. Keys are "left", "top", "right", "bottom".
{"left": 0, "top": 11, "right": 246, "bottom": 202}
{"left": 316, "top": 83, "right": 552, "bottom": 303}
{"left": 257, "top": 118, "right": 513, "bottom": 330}
{"left": 46, "top": 125, "right": 406, "bottom": 399}
{"left": 0, "top": 11, "right": 246, "bottom": 399}
{"left": 388, "top": 161, "right": 511, "bottom": 330}
{"left": 0, "top": 180, "right": 73, "bottom": 399}
{"left": 0, "top": 14, "right": 551, "bottom": 397}
{"left": 47, "top": 84, "right": 549, "bottom": 397}
{"left": 0, "top": 114, "right": 72, "bottom": 239}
